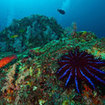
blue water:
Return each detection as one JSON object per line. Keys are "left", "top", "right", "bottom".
{"left": 0, "top": 0, "right": 105, "bottom": 37}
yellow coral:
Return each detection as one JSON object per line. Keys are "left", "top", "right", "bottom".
{"left": 37, "top": 68, "right": 41, "bottom": 77}
{"left": 38, "top": 99, "right": 46, "bottom": 105}
{"left": 62, "top": 100, "right": 69, "bottom": 105}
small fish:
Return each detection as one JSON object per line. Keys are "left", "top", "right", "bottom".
{"left": 0, "top": 55, "right": 17, "bottom": 68}
{"left": 57, "top": 9, "right": 65, "bottom": 15}
{"left": 10, "top": 35, "right": 18, "bottom": 38}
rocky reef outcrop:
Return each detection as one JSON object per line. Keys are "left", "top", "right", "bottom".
{"left": 0, "top": 30, "right": 105, "bottom": 105}
{"left": 0, "top": 15, "right": 64, "bottom": 52}
{"left": 0, "top": 14, "right": 105, "bottom": 105}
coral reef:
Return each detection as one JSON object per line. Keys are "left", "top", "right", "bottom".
{"left": 0, "top": 15, "right": 64, "bottom": 53}
{"left": 0, "top": 15, "right": 105, "bottom": 105}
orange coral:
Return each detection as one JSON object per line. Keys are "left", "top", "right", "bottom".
{"left": 82, "top": 84, "right": 102, "bottom": 105}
